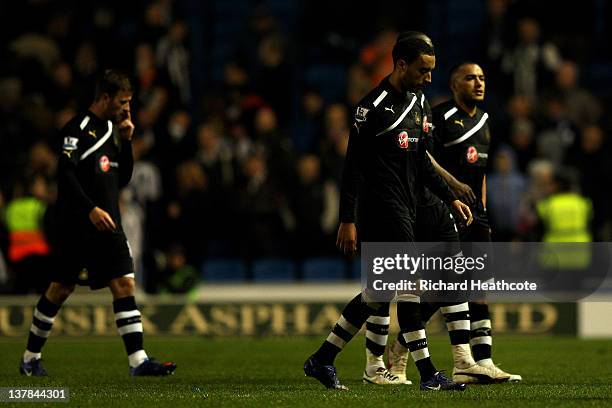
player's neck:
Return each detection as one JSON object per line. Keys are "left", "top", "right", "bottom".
{"left": 389, "top": 72, "right": 409, "bottom": 95}
{"left": 455, "top": 99, "right": 477, "bottom": 117}
{"left": 89, "top": 102, "right": 107, "bottom": 121}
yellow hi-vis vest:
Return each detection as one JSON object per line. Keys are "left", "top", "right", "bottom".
{"left": 5, "top": 197, "right": 50, "bottom": 263}
{"left": 536, "top": 192, "right": 592, "bottom": 269}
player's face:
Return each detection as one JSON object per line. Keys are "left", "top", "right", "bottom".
{"left": 104, "top": 91, "right": 133, "bottom": 123}
{"left": 452, "top": 64, "right": 485, "bottom": 104}
{"left": 398, "top": 54, "right": 435, "bottom": 92}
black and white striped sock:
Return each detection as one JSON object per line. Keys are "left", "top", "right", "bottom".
{"left": 365, "top": 303, "right": 390, "bottom": 361}
{"left": 313, "top": 293, "right": 373, "bottom": 365}
{"left": 24, "top": 296, "right": 60, "bottom": 362}
{"left": 469, "top": 302, "right": 492, "bottom": 363}
{"left": 397, "top": 298, "right": 436, "bottom": 380}
{"left": 113, "top": 296, "right": 148, "bottom": 368}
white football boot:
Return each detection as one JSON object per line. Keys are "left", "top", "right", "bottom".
{"left": 477, "top": 358, "right": 522, "bottom": 382}
{"left": 386, "top": 340, "right": 413, "bottom": 385}
{"left": 363, "top": 349, "right": 410, "bottom": 385}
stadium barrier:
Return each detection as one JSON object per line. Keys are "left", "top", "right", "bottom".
{"left": 0, "top": 282, "right": 604, "bottom": 337}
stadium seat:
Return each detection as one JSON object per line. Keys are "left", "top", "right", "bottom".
{"left": 201, "top": 259, "right": 247, "bottom": 282}
{"left": 252, "top": 258, "right": 296, "bottom": 282}
{"left": 302, "top": 257, "right": 346, "bottom": 281}
{"left": 350, "top": 258, "right": 363, "bottom": 280}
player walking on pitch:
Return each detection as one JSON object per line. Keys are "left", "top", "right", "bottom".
{"left": 386, "top": 62, "right": 521, "bottom": 383}
{"left": 304, "top": 32, "right": 472, "bottom": 391}
{"left": 19, "top": 70, "right": 176, "bottom": 377}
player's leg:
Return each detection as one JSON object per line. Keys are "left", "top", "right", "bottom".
{"left": 108, "top": 276, "right": 176, "bottom": 376}
{"left": 463, "top": 220, "right": 522, "bottom": 382}
{"left": 305, "top": 292, "right": 379, "bottom": 389}
{"left": 396, "top": 296, "right": 465, "bottom": 391}
{"left": 362, "top": 303, "right": 406, "bottom": 384}
{"left": 20, "top": 282, "right": 75, "bottom": 376}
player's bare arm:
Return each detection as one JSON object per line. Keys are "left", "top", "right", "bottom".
{"left": 336, "top": 222, "right": 357, "bottom": 255}
{"left": 427, "top": 151, "right": 475, "bottom": 205}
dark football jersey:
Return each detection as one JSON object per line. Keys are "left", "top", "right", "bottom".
{"left": 56, "top": 111, "right": 133, "bottom": 234}
{"left": 339, "top": 77, "right": 455, "bottom": 226}
{"left": 432, "top": 100, "right": 490, "bottom": 212}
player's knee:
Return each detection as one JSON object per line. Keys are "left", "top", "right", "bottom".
{"left": 47, "top": 282, "right": 75, "bottom": 303}
{"left": 110, "top": 277, "right": 135, "bottom": 297}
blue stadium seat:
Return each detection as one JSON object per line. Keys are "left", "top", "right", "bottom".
{"left": 350, "top": 258, "right": 363, "bottom": 280}
{"left": 302, "top": 257, "right": 346, "bottom": 281}
{"left": 252, "top": 258, "right": 296, "bottom": 282}
{"left": 201, "top": 259, "right": 247, "bottom": 282}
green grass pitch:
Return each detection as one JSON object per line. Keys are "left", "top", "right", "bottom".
{"left": 1, "top": 335, "right": 611, "bottom": 407}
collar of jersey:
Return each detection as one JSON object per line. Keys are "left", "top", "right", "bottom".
{"left": 380, "top": 76, "right": 418, "bottom": 100}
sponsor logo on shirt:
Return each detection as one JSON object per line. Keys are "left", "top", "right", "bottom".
{"left": 398, "top": 131, "right": 419, "bottom": 149}
{"left": 466, "top": 146, "right": 478, "bottom": 163}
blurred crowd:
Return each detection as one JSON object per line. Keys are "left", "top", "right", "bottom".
{"left": 1, "top": 0, "right": 611, "bottom": 293}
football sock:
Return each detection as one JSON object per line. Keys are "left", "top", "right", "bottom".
{"left": 364, "top": 303, "right": 390, "bottom": 374}
{"left": 313, "top": 293, "right": 374, "bottom": 366}
{"left": 469, "top": 302, "right": 492, "bottom": 362}
{"left": 397, "top": 298, "right": 437, "bottom": 380}
{"left": 113, "top": 296, "right": 148, "bottom": 368}
{"left": 440, "top": 302, "right": 475, "bottom": 368}
{"left": 24, "top": 295, "right": 60, "bottom": 362}
{"left": 419, "top": 301, "right": 439, "bottom": 325}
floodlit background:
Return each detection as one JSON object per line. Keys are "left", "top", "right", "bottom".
{"left": 0, "top": 0, "right": 610, "bottom": 336}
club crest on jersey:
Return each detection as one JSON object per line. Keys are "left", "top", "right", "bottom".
{"left": 414, "top": 111, "right": 421, "bottom": 125}
{"left": 99, "top": 155, "right": 111, "bottom": 172}
{"left": 355, "top": 106, "right": 369, "bottom": 122}
{"left": 466, "top": 146, "right": 478, "bottom": 163}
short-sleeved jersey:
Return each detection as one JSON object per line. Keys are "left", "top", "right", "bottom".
{"left": 56, "top": 111, "right": 133, "bottom": 235}
{"left": 432, "top": 100, "right": 490, "bottom": 209}
{"left": 339, "top": 77, "right": 454, "bottom": 226}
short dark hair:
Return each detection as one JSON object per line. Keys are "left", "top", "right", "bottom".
{"left": 392, "top": 31, "right": 434, "bottom": 65}
{"left": 449, "top": 61, "right": 482, "bottom": 83}
{"left": 94, "top": 69, "right": 132, "bottom": 100}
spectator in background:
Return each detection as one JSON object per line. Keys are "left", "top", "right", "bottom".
{"left": 5, "top": 173, "right": 52, "bottom": 294}
{"left": 517, "top": 159, "right": 555, "bottom": 240}
{"left": 195, "top": 120, "right": 235, "bottom": 189}
{"left": 535, "top": 94, "right": 577, "bottom": 167}
{"left": 292, "top": 89, "right": 325, "bottom": 153}
{"left": 156, "top": 19, "right": 191, "bottom": 107}
{"left": 487, "top": 146, "right": 526, "bottom": 241}
{"left": 252, "top": 106, "right": 296, "bottom": 192}
{"left": 158, "top": 244, "right": 197, "bottom": 294}
{"left": 254, "top": 33, "right": 293, "bottom": 126}
{"left": 289, "top": 155, "right": 338, "bottom": 258}
{"left": 502, "top": 17, "right": 561, "bottom": 102}
{"left": 319, "top": 103, "right": 350, "bottom": 188}
{"left": 134, "top": 42, "right": 169, "bottom": 145}
{"left": 550, "top": 60, "right": 602, "bottom": 128}
{"left": 233, "top": 153, "right": 288, "bottom": 259}
{"left": 166, "top": 161, "right": 218, "bottom": 266}
{"left": 566, "top": 125, "right": 612, "bottom": 240}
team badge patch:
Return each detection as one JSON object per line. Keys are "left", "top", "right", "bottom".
{"left": 398, "top": 131, "right": 409, "bottom": 149}
{"left": 466, "top": 146, "right": 478, "bottom": 163}
{"left": 99, "top": 155, "right": 111, "bottom": 172}
{"left": 62, "top": 137, "right": 78, "bottom": 151}
{"left": 414, "top": 111, "right": 421, "bottom": 125}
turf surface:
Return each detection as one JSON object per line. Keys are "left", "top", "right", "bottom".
{"left": 1, "top": 335, "right": 611, "bottom": 407}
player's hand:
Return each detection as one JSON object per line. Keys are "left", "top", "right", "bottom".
{"left": 450, "top": 181, "right": 476, "bottom": 205}
{"left": 336, "top": 222, "right": 357, "bottom": 255}
{"left": 450, "top": 200, "right": 473, "bottom": 226}
{"left": 118, "top": 110, "right": 135, "bottom": 141}
{"left": 89, "top": 207, "right": 117, "bottom": 231}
